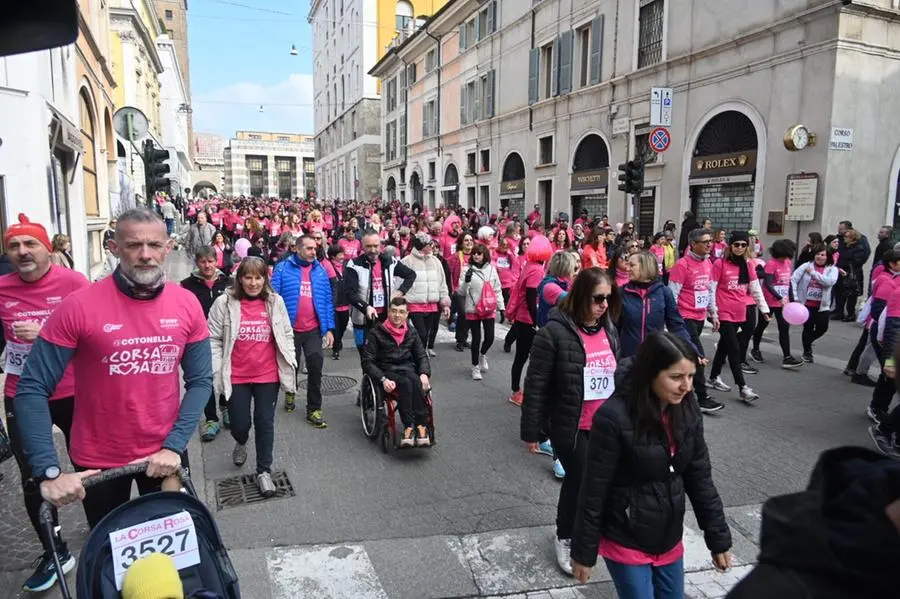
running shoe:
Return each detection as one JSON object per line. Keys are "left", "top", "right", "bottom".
{"left": 534, "top": 439, "right": 554, "bottom": 457}
{"left": 479, "top": 354, "right": 490, "bottom": 372}
{"left": 749, "top": 348, "right": 765, "bottom": 363}
{"left": 232, "top": 443, "right": 247, "bottom": 466}
{"left": 869, "top": 425, "right": 900, "bottom": 458}
{"left": 698, "top": 396, "right": 725, "bottom": 414}
{"left": 332, "top": 350, "right": 341, "bottom": 360}
{"left": 868, "top": 405, "right": 887, "bottom": 425}
{"left": 554, "top": 537, "right": 573, "bottom": 576}
{"left": 301, "top": 364, "right": 308, "bottom": 375}
{"left": 448, "top": 321, "right": 457, "bottom": 332}
{"left": 284, "top": 392, "right": 296, "bottom": 413}
{"left": 200, "top": 420, "right": 219, "bottom": 442}
{"left": 472, "top": 365, "right": 483, "bottom": 381}
{"left": 306, "top": 410, "right": 328, "bottom": 428}
{"left": 739, "top": 386, "right": 759, "bottom": 404}
{"left": 842, "top": 367, "right": 854, "bottom": 376}
{"left": 257, "top": 472, "right": 276, "bottom": 498}
{"left": 23, "top": 548, "right": 75, "bottom": 592}
{"left": 851, "top": 374, "right": 877, "bottom": 388}
{"left": 740, "top": 361, "right": 759, "bottom": 375}
{"left": 508, "top": 390, "right": 523, "bottom": 406}
{"left": 782, "top": 356, "right": 804, "bottom": 369}
{"left": 552, "top": 459, "right": 566, "bottom": 479}
{"left": 707, "top": 376, "right": 732, "bottom": 392}
{"left": 455, "top": 342, "right": 465, "bottom": 352}
{"left": 427, "top": 348, "right": 437, "bottom": 358}
{"left": 415, "top": 425, "right": 431, "bottom": 447}
{"left": 503, "top": 342, "right": 512, "bottom": 353}
{"left": 802, "top": 352, "right": 814, "bottom": 363}
{"left": 400, "top": 427, "right": 415, "bottom": 448}
{"left": 222, "top": 409, "right": 231, "bottom": 429}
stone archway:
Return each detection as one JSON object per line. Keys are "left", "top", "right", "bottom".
{"left": 570, "top": 134, "right": 610, "bottom": 224}
{"left": 499, "top": 152, "right": 526, "bottom": 218}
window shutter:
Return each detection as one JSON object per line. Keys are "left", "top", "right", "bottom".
{"left": 400, "top": 114, "right": 407, "bottom": 155}
{"left": 459, "top": 23, "right": 467, "bottom": 51}
{"left": 589, "top": 14, "right": 604, "bottom": 85}
{"left": 551, "top": 37, "right": 560, "bottom": 97}
{"left": 487, "top": 1, "right": 496, "bottom": 34}
{"left": 558, "top": 30, "right": 573, "bottom": 95}
{"left": 474, "top": 80, "right": 482, "bottom": 122}
{"left": 433, "top": 102, "right": 439, "bottom": 136}
{"left": 460, "top": 84, "right": 468, "bottom": 125}
{"left": 528, "top": 47, "right": 539, "bottom": 105}
{"left": 474, "top": 12, "right": 482, "bottom": 41}
{"left": 423, "top": 104, "right": 428, "bottom": 137}
{"left": 486, "top": 70, "right": 495, "bottom": 117}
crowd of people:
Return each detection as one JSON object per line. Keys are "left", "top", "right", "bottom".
{"left": 0, "top": 192, "right": 896, "bottom": 598}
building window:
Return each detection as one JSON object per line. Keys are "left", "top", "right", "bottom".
{"left": 423, "top": 99, "right": 437, "bottom": 137}
{"left": 399, "top": 114, "right": 407, "bottom": 155}
{"left": 428, "top": 161, "right": 436, "bottom": 181}
{"left": 386, "top": 78, "right": 397, "bottom": 111}
{"left": 386, "top": 120, "right": 397, "bottom": 161}
{"left": 277, "top": 135, "right": 291, "bottom": 142}
{"left": 466, "top": 151, "right": 476, "bottom": 175}
{"left": 538, "top": 135, "right": 554, "bottom": 165}
{"left": 249, "top": 134, "right": 263, "bottom": 140}
{"left": 637, "top": 0, "right": 664, "bottom": 68}
{"left": 467, "top": 186, "right": 476, "bottom": 209}
{"left": 480, "top": 149, "right": 490, "bottom": 172}
{"left": 406, "top": 62, "right": 417, "bottom": 85}
{"left": 425, "top": 48, "right": 437, "bottom": 73}
{"left": 540, "top": 42, "right": 554, "bottom": 99}
{"left": 396, "top": 0, "right": 413, "bottom": 31}
{"left": 577, "top": 25, "right": 591, "bottom": 88}
{"left": 247, "top": 155, "right": 267, "bottom": 197}
{"left": 79, "top": 91, "right": 99, "bottom": 215}
{"left": 276, "top": 158, "right": 295, "bottom": 199}
{"left": 480, "top": 185, "right": 490, "bottom": 209}
{"left": 165, "top": 9, "right": 173, "bottom": 19}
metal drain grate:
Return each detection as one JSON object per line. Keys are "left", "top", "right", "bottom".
{"left": 298, "top": 374, "right": 358, "bottom": 396}
{"left": 214, "top": 470, "right": 295, "bottom": 510}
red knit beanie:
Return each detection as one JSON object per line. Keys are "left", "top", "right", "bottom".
{"left": 4, "top": 214, "right": 52, "bottom": 251}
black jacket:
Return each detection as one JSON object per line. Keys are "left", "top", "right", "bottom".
{"left": 570, "top": 361, "right": 731, "bottom": 566}
{"left": 362, "top": 322, "right": 431, "bottom": 379}
{"left": 872, "top": 237, "right": 893, "bottom": 272}
{"left": 727, "top": 447, "right": 900, "bottom": 599}
{"left": 521, "top": 309, "right": 620, "bottom": 451}
{"left": 344, "top": 253, "right": 417, "bottom": 314}
{"left": 180, "top": 272, "right": 231, "bottom": 318}
{"left": 679, "top": 216, "right": 699, "bottom": 255}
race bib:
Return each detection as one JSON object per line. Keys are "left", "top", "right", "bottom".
{"left": 694, "top": 290, "right": 710, "bottom": 310}
{"left": 372, "top": 288, "right": 385, "bottom": 308}
{"left": 584, "top": 367, "right": 615, "bottom": 401}
{"left": 450, "top": 244, "right": 457, "bottom": 254}
{"left": 807, "top": 286, "right": 823, "bottom": 301}
{"left": 4, "top": 341, "right": 32, "bottom": 376}
{"left": 773, "top": 285, "right": 789, "bottom": 299}
{"left": 496, "top": 257, "right": 510, "bottom": 269}
{"left": 110, "top": 511, "right": 200, "bottom": 590}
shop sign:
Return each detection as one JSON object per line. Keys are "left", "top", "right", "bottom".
{"left": 570, "top": 169, "right": 608, "bottom": 196}
{"left": 499, "top": 179, "right": 525, "bottom": 198}
{"left": 689, "top": 150, "right": 757, "bottom": 186}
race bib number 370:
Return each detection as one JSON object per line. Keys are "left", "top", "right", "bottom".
{"left": 109, "top": 511, "right": 200, "bottom": 590}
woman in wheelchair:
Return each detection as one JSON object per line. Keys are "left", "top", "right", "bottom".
{"left": 362, "top": 296, "right": 432, "bottom": 447}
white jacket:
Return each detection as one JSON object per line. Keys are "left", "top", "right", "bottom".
{"left": 458, "top": 262, "right": 505, "bottom": 315}
{"left": 400, "top": 249, "right": 451, "bottom": 307}
{"left": 791, "top": 262, "right": 839, "bottom": 312}
{"left": 207, "top": 291, "right": 297, "bottom": 399}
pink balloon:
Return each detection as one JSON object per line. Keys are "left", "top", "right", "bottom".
{"left": 782, "top": 302, "right": 809, "bottom": 326}
{"left": 234, "top": 238, "right": 251, "bottom": 259}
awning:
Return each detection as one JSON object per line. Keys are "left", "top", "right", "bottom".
{"left": 48, "top": 103, "right": 83, "bottom": 154}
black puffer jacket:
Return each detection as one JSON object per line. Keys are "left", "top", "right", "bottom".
{"left": 521, "top": 308, "right": 620, "bottom": 451}
{"left": 362, "top": 322, "right": 431, "bottom": 379}
{"left": 570, "top": 360, "right": 731, "bottom": 566}
{"left": 180, "top": 271, "right": 232, "bottom": 318}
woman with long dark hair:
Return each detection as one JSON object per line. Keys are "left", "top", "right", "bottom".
{"left": 570, "top": 332, "right": 733, "bottom": 596}
{"left": 750, "top": 239, "right": 802, "bottom": 368}
{"left": 521, "top": 267, "right": 622, "bottom": 575}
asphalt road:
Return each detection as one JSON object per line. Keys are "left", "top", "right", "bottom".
{"left": 0, "top": 252, "right": 881, "bottom": 598}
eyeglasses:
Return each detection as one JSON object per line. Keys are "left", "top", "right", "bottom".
{"left": 731, "top": 242, "right": 748, "bottom": 248}
{"left": 696, "top": 239, "right": 713, "bottom": 245}
{"left": 592, "top": 294, "right": 610, "bottom": 305}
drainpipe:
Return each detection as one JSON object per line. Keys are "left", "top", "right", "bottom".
{"left": 528, "top": 8, "right": 536, "bottom": 132}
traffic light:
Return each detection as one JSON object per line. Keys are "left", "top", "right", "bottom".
{"left": 143, "top": 139, "right": 171, "bottom": 195}
{"left": 616, "top": 159, "right": 645, "bottom": 194}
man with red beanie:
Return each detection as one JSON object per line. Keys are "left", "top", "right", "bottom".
{"left": 0, "top": 214, "right": 89, "bottom": 593}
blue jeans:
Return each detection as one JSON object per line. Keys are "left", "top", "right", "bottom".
{"left": 604, "top": 558, "right": 684, "bottom": 599}
{"left": 165, "top": 218, "right": 175, "bottom": 236}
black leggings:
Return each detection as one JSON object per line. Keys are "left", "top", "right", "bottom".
{"left": 453, "top": 295, "right": 469, "bottom": 344}
{"left": 802, "top": 310, "right": 830, "bottom": 353}
{"left": 710, "top": 321, "right": 746, "bottom": 388}
{"left": 752, "top": 306, "right": 792, "bottom": 358}
{"left": 409, "top": 311, "right": 439, "bottom": 350}
{"left": 386, "top": 369, "right": 428, "bottom": 427}
{"left": 468, "top": 317, "right": 495, "bottom": 365}
{"left": 555, "top": 430, "right": 589, "bottom": 540}
{"left": 229, "top": 382, "right": 279, "bottom": 474}
{"left": 511, "top": 321, "right": 536, "bottom": 392}
{"left": 333, "top": 309, "right": 351, "bottom": 353}
{"left": 738, "top": 305, "right": 757, "bottom": 363}
{"left": 5, "top": 395, "right": 73, "bottom": 554}
{"left": 847, "top": 326, "right": 870, "bottom": 371}
{"left": 204, "top": 392, "right": 228, "bottom": 422}
{"left": 500, "top": 288, "right": 511, "bottom": 323}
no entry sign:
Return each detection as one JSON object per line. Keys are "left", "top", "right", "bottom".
{"left": 650, "top": 127, "right": 671, "bottom": 153}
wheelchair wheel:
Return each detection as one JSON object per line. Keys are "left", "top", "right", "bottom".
{"left": 425, "top": 389, "right": 436, "bottom": 447}
{"left": 360, "top": 376, "right": 383, "bottom": 440}
{"left": 380, "top": 430, "right": 390, "bottom": 453}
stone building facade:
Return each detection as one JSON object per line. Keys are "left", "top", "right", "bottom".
{"left": 223, "top": 131, "right": 316, "bottom": 199}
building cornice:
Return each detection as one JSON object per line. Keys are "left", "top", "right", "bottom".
{"left": 77, "top": 6, "right": 117, "bottom": 87}
{"left": 156, "top": 37, "right": 189, "bottom": 102}
{"left": 110, "top": 6, "right": 165, "bottom": 73}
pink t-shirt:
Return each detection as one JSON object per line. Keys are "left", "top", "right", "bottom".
{"left": 231, "top": 299, "right": 278, "bottom": 384}
{"left": 713, "top": 258, "right": 757, "bottom": 322}
{"left": 668, "top": 255, "right": 713, "bottom": 322}
{"left": 710, "top": 242, "right": 726, "bottom": 262}
{"left": 294, "top": 264, "right": 319, "bottom": 333}
{"left": 578, "top": 329, "right": 616, "bottom": 430}
{"left": 0, "top": 266, "right": 89, "bottom": 399}
{"left": 746, "top": 259, "right": 765, "bottom": 306}
{"left": 39, "top": 278, "right": 209, "bottom": 468}
{"left": 886, "top": 283, "right": 900, "bottom": 318}
{"left": 372, "top": 260, "right": 386, "bottom": 313}
{"left": 762, "top": 258, "right": 793, "bottom": 307}
{"left": 508, "top": 262, "right": 544, "bottom": 325}
{"left": 495, "top": 250, "right": 519, "bottom": 289}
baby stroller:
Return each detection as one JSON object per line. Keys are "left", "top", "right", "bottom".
{"left": 40, "top": 463, "right": 240, "bottom": 598}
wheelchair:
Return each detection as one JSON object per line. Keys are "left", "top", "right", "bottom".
{"left": 359, "top": 373, "right": 436, "bottom": 453}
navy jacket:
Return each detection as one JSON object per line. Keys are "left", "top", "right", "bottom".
{"left": 618, "top": 280, "right": 695, "bottom": 357}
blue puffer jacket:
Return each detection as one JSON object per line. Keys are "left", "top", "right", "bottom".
{"left": 618, "top": 280, "right": 695, "bottom": 358}
{"left": 271, "top": 254, "right": 335, "bottom": 336}
{"left": 537, "top": 276, "right": 568, "bottom": 328}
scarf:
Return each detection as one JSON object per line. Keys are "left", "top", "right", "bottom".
{"left": 382, "top": 319, "right": 407, "bottom": 346}
{"left": 113, "top": 266, "right": 166, "bottom": 300}
{"left": 727, "top": 253, "right": 750, "bottom": 285}
{"left": 579, "top": 319, "right": 604, "bottom": 335}
{"left": 688, "top": 250, "right": 708, "bottom": 261}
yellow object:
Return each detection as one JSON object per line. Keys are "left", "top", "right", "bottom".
{"left": 121, "top": 553, "right": 184, "bottom": 599}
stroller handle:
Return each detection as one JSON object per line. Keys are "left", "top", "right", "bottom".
{"left": 38, "top": 464, "right": 191, "bottom": 525}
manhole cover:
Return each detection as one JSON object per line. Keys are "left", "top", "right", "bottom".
{"left": 298, "top": 374, "right": 358, "bottom": 396}
{"left": 214, "top": 470, "right": 295, "bottom": 510}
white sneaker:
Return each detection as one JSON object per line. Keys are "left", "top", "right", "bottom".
{"left": 554, "top": 537, "right": 573, "bottom": 575}
{"left": 707, "top": 376, "right": 732, "bottom": 392}
{"left": 427, "top": 348, "right": 437, "bottom": 358}
{"left": 472, "top": 366, "right": 483, "bottom": 380}
{"left": 479, "top": 354, "right": 489, "bottom": 371}
{"left": 739, "top": 386, "right": 759, "bottom": 403}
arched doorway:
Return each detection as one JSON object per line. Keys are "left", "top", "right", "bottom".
{"left": 386, "top": 176, "right": 397, "bottom": 203}
{"left": 79, "top": 89, "right": 99, "bottom": 220}
{"left": 570, "top": 134, "right": 610, "bottom": 227}
{"left": 409, "top": 171, "right": 424, "bottom": 208}
{"left": 688, "top": 110, "right": 759, "bottom": 232}
{"left": 193, "top": 181, "right": 218, "bottom": 196}
{"left": 442, "top": 164, "right": 459, "bottom": 208}
{"left": 499, "top": 152, "right": 526, "bottom": 219}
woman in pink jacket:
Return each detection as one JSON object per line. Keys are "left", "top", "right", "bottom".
{"left": 495, "top": 236, "right": 521, "bottom": 324}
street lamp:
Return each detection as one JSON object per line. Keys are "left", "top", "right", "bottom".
{"left": 259, "top": 105, "right": 264, "bottom": 113}
{"left": 290, "top": 44, "right": 298, "bottom": 56}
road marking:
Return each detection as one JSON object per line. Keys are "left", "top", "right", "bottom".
{"left": 268, "top": 544, "right": 388, "bottom": 599}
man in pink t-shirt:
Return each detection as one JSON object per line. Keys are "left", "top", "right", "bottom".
{"left": 0, "top": 215, "right": 89, "bottom": 592}
{"left": 14, "top": 209, "right": 213, "bottom": 531}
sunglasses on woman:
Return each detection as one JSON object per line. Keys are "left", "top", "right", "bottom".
{"left": 731, "top": 242, "right": 748, "bottom": 248}
{"left": 593, "top": 294, "right": 610, "bottom": 305}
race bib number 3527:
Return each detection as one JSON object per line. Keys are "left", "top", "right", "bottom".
{"left": 109, "top": 511, "right": 200, "bottom": 590}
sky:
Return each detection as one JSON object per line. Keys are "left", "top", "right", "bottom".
{"left": 187, "top": 0, "right": 315, "bottom": 139}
